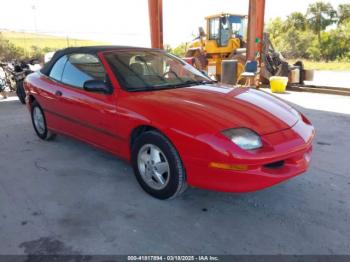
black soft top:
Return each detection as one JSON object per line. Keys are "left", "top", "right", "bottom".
{"left": 41, "top": 45, "right": 162, "bottom": 76}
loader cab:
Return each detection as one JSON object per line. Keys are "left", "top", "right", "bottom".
{"left": 207, "top": 14, "right": 247, "bottom": 47}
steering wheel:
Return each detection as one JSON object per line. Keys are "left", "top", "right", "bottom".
{"left": 162, "top": 70, "right": 178, "bottom": 78}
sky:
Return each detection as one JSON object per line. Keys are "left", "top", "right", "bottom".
{"left": 0, "top": 0, "right": 348, "bottom": 47}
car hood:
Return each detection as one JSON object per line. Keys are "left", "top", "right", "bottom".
{"left": 128, "top": 85, "right": 299, "bottom": 135}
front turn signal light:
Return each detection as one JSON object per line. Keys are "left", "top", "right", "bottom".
{"left": 209, "top": 162, "right": 248, "bottom": 171}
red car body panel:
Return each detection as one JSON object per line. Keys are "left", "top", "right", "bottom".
{"left": 24, "top": 49, "right": 315, "bottom": 193}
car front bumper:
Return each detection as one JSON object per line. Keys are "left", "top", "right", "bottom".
{"left": 183, "top": 118, "right": 315, "bottom": 193}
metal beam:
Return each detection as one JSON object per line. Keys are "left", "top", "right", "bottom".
{"left": 148, "top": 0, "right": 163, "bottom": 49}
{"left": 247, "top": 0, "right": 265, "bottom": 62}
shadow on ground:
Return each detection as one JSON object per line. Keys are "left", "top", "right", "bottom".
{"left": 0, "top": 94, "right": 349, "bottom": 255}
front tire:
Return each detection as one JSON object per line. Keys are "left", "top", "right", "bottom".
{"left": 131, "top": 131, "right": 187, "bottom": 199}
{"left": 31, "top": 101, "right": 56, "bottom": 140}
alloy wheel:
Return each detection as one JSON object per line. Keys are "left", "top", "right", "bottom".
{"left": 137, "top": 144, "right": 170, "bottom": 190}
{"left": 33, "top": 107, "right": 46, "bottom": 135}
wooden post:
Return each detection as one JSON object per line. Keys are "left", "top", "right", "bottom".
{"left": 148, "top": 0, "right": 163, "bottom": 49}
{"left": 247, "top": 0, "right": 265, "bottom": 62}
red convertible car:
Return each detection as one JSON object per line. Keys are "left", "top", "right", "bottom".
{"left": 24, "top": 46, "right": 315, "bottom": 199}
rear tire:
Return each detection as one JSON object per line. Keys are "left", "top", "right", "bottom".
{"left": 16, "top": 80, "right": 26, "bottom": 104}
{"left": 131, "top": 131, "right": 187, "bottom": 199}
{"left": 31, "top": 101, "right": 56, "bottom": 141}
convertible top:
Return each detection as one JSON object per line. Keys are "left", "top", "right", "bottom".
{"left": 40, "top": 45, "right": 162, "bottom": 76}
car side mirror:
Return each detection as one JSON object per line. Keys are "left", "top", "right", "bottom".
{"left": 83, "top": 80, "right": 112, "bottom": 94}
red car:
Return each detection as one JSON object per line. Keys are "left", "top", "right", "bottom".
{"left": 24, "top": 46, "right": 315, "bottom": 199}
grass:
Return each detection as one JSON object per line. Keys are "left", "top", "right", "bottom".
{"left": 3, "top": 31, "right": 350, "bottom": 71}
{"left": 288, "top": 59, "right": 350, "bottom": 71}
{"left": 1, "top": 31, "right": 108, "bottom": 52}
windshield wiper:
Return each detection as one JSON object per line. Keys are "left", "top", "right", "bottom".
{"left": 161, "top": 79, "right": 216, "bottom": 89}
{"left": 162, "top": 80, "right": 203, "bottom": 89}
{"left": 181, "top": 79, "right": 216, "bottom": 86}
{"left": 129, "top": 79, "right": 216, "bottom": 92}
{"left": 197, "top": 80, "right": 217, "bottom": 84}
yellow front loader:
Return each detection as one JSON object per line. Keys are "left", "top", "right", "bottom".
{"left": 185, "top": 13, "right": 248, "bottom": 81}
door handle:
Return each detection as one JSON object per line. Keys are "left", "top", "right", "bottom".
{"left": 55, "top": 90, "right": 62, "bottom": 96}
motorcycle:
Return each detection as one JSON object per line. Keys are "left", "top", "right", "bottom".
{"left": 0, "top": 62, "right": 14, "bottom": 90}
{"left": 0, "top": 60, "right": 41, "bottom": 104}
{"left": 0, "top": 67, "right": 6, "bottom": 98}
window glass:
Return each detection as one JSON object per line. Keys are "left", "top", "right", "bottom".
{"left": 209, "top": 18, "right": 220, "bottom": 40}
{"left": 49, "top": 56, "right": 67, "bottom": 81}
{"left": 61, "top": 53, "right": 106, "bottom": 88}
{"left": 220, "top": 17, "right": 231, "bottom": 46}
{"left": 232, "top": 23, "right": 241, "bottom": 34}
{"left": 105, "top": 50, "right": 212, "bottom": 91}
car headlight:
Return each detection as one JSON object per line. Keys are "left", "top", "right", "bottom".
{"left": 222, "top": 128, "right": 262, "bottom": 150}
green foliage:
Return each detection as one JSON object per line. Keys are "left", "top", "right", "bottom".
{"left": 307, "top": 1, "right": 337, "bottom": 36}
{"left": 338, "top": 4, "right": 350, "bottom": 25}
{"left": 285, "top": 12, "right": 307, "bottom": 31}
{"left": 267, "top": 1, "right": 350, "bottom": 63}
{"left": 267, "top": 17, "right": 284, "bottom": 40}
{"left": 0, "top": 31, "right": 107, "bottom": 61}
{"left": 172, "top": 43, "right": 188, "bottom": 57}
{"left": 306, "top": 44, "right": 321, "bottom": 61}
{"left": 166, "top": 43, "right": 188, "bottom": 57}
{"left": 0, "top": 33, "right": 26, "bottom": 60}
{"left": 340, "top": 52, "right": 350, "bottom": 62}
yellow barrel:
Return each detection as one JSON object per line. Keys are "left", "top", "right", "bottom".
{"left": 269, "top": 76, "right": 288, "bottom": 93}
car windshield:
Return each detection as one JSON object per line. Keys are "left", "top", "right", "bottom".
{"left": 104, "top": 50, "right": 214, "bottom": 91}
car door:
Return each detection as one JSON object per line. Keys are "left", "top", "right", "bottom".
{"left": 35, "top": 55, "right": 68, "bottom": 130}
{"left": 54, "top": 53, "right": 121, "bottom": 155}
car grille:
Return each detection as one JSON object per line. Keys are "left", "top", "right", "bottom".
{"left": 264, "top": 160, "right": 285, "bottom": 169}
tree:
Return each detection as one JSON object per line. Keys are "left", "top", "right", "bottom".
{"left": 306, "top": 1, "right": 337, "bottom": 47}
{"left": 265, "top": 2, "right": 350, "bottom": 62}
{"left": 266, "top": 17, "right": 285, "bottom": 51}
{"left": 166, "top": 43, "right": 188, "bottom": 57}
{"left": 285, "top": 12, "right": 307, "bottom": 31}
{"left": 338, "top": 4, "right": 350, "bottom": 25}
{"left": 172, "top": 43, "right": 188, "bottom": 57}
{"left": 320, "top": 31, "right": 342, "bottom": 61}
{"left": 266, "top": 17, "right": 284, "bottom": 38}
{"left": 333, "top": 20, "right": 350, "bottom": 61}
